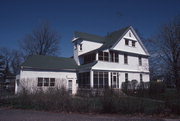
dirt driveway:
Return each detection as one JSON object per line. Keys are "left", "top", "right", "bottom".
{"left": 0, "top": 108, "right": 178, "bottom": 121}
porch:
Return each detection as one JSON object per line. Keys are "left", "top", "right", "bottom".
{"left": 78, "top": 70, "right": 121, "bottom": 89}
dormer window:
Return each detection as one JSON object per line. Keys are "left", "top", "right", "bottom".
{"left": 79, "top": 44, "right": 82, "bottom": 51}
{"left": 125, "top": 39, "right": 129, "bottom": 45}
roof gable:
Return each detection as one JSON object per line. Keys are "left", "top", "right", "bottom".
{"left": 73, "top": 26, "right": 149, "bottom": 56}
{"left": 22, "top": 55, "right": 78, "bottom": 70}
{"left": 112, "top": 26, "right": 149, "bottom": 55}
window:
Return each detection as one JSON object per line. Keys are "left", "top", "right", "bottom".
{"left": 124, "top": 54, "right": 128, "bottom": 64}
{"left": 37, "top": 78, "right": 43, "bottom": 86}
{"left": 125, "top": 73, "right": 128, "bottom": 82}
{"left": 98, "top": 51, "right": 109, "bottom": 61}
{"left": 139, "top": 56, "right": 142, "bottom": 66}
{"left": 110, "top": 51, "right": 119, "bottom": 63}
{"left": 140, "top": 74, "right": 143, "bottom": 82}
{"left": 125, "top": 39, "right": 129, "bottom": 45}
{"left": 38, "top": 78, "right": 55, "bottom": 87}
{"left": 132, "top": 41, "right": 136, "bottom": 47}
{"left": 83, "top": 53, "right": 96, "bottom": 64}
{"left": 78, "top": 72, "right": 90, "bottom": 88}
{"left": 129, "top": 32, "right": 131, "bottom": 37}
{"left": 44, "top": 78, "right": 49, "bottom": 86}
{"left": 93, "top": 71, "right": 109, "bottom": 88}
{"left": 50, "top": 78, "right": 55, "bottom": 86}
{"left": 98, "top": 51, "right": 103, "bottom": 61}
{"left": 104, "top": 52, "right": 109, "bottom": 61}
{"left": 115, "top": 52, "right": 119, "bottom": 62}
{"left": 80, "top": 44, "right": 82, "bottom": 51}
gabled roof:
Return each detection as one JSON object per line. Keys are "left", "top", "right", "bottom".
{"left": 99, "top": 26, "right": 129, "bottom": 50}
{"left": 74, "top": 31, "right": 105, "bottom": 43}
{"left": 76, "top": 26, "right": 149, "bottom": 56}
{"left": 22, "top": 55, "right": 78, "bottom": 70}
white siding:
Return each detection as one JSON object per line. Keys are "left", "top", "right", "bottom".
{"left": 119, "top": 72, "right": 149, "bottom": 88}
{"left": 113, "top": 30, "right": 147, "bottom": 55}
{"left": 78, "top": 40, "right": 102, "bottom": 55}
{"left": 93, "top": 53, "right": 149, "bottom": 73}
{"left": 73, "top": 39, "right": 102, "bottom": 65}
{"left": 17, "top": 70, "right": 77, "bottom": 94}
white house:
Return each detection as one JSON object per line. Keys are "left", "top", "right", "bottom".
{"left": 15, "top": 26, "right": 150, "bottom": 95}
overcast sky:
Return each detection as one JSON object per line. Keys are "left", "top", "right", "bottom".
{"left": 0, "top": 0, "right": 180, "bottom": 57}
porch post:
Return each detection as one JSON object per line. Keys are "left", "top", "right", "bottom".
{"left": 108, "top": 72, "right": 111, "bottom": 87}
{"left": 90, "top": 70, "right": 94, "bottom": 88}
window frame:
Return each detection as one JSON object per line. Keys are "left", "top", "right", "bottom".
{"left": 125, "top": 39, "right": 129, "bottom": 46}
{"left": 139, "top": 56, "right": 142, "bottom": 66}
{"left": 37, "top": 77, "right": 43, "bottom": 87}
{"left": 50, "top": 78, "right": 55, "bottom": 86}
{"left": 124, "top": 54, "right": 128, "bottom": 64}
{"left": 93, "top": 71, "right": 109, "bottom": 89}
{"left": 140, "top": 74, "right": 143, "bottom": 82}
{"left": 125, "top": 73, "right": 128, "bottom": 82}
{"left": 132, "top": 41, "right": 136, "bottom": 47}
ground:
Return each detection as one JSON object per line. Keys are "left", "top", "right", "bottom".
{"left": 0, "top": 108, "right": 179, "bottom": 121}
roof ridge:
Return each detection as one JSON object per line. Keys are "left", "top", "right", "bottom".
{"left": 74, "top": 31, "right": 104, "bottom": 38}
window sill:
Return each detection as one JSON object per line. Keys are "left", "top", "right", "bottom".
{"left": 125, "top": 45, "right": 136, "bottom": 48}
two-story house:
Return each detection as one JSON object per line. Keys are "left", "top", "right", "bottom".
{"left": 15, "top": 26, "right": 150, "bottom": 94}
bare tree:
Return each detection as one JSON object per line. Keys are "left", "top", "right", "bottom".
{"left": 156, "top": 16, "right": 180, "bottom": 91}
{"left": 20, "top": 22, "right": 61, "bottom": 57}
{"left": 0, "top": 55, "right": 4, "bottom": 80}
{"left": 11, "top": 50, "right": 24, "bottom": 75}
{"left": 0, "top": 48, "right": 24, "bottom": 75}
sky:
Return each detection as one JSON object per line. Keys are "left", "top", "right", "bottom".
{"left": 0, "top": 0, "right": 180, "bottom": 57}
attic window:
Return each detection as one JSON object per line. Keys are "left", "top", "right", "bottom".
{"left": 132, "top": 41, "right": 136, "bottom": 47}
{"left": 125, "top": 39, "right": 129, "bottom": 45}
{"left": 129, "top": 32, "right": 131, "bottom": 37}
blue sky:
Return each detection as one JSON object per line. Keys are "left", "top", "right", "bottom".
{"left": 0, "top": 0, "right": 180, "bottom": 57}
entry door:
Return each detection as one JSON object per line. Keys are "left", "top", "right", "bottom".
{"left": 68, "top": 80, "right": 72, "bottom": 94}
{"left": 111, "top": 72, "right": 119, "bottom": 88}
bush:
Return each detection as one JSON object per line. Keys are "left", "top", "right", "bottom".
{"left": 149, "top": 81, "right": 166, "bottom": 95}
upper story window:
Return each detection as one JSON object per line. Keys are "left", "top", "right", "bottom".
{"left": 125, "top": 39, "right": 129, "bottom": 46}
{"left": 129, "top": 32, "right": 131, "bottom": 37}
{"left": 79, "top": 44, "right": 82, "bottom": 51}
{"left": 125, "top": 73, "right": 128, "bottom": 82}
{"left": 124, "top": 54, "right": 128, "bottom": 64}
{"left": 83, "top": 53, "right": 96, "bottom": 64}
{"left": 132, "top": 41, "right": 136, "bottom": 47}
{"left": 140, "top": 74, "right": 143, "bottom": 82}
{"left": 110, "top": 51, "right": 119, "bottom": 62}
{"left": 98, "top": 51, "right": 119, "bottom": 63}
{"left": 139, "top": 56, "right": 142, "bottom": 66}
{"left": 98, "top": 51, "right": 109, "bottom": 61}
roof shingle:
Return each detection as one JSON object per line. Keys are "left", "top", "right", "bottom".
{"left": 22, "top": 55, "right": 78, "bottom": 70}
